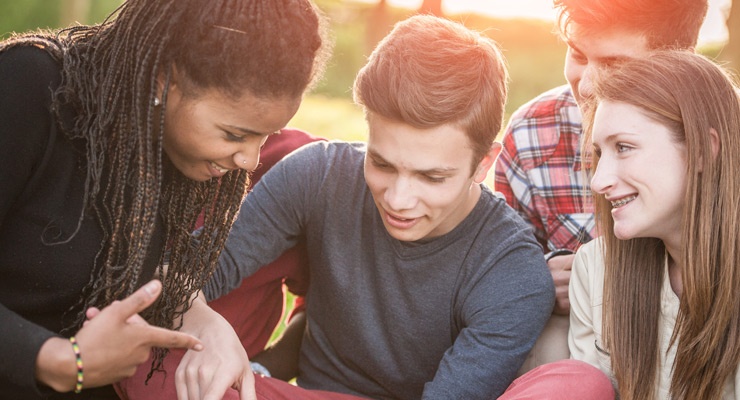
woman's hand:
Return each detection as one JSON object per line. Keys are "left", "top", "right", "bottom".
{"left": 175, "top": 293, "right": 256, "bottom": 400}
{"left": 35, "top": 280, "right": 203, "bottom": 392}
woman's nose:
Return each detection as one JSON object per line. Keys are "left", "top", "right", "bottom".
{"left": 590, "top": 158, "right": 615, "bottom": 195}
{"left": 234, "top": 146, "right": 260, "bottom": 172}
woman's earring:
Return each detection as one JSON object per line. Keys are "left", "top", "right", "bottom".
{"left": 154, "top": 97, "right": 161, "bottom": 107}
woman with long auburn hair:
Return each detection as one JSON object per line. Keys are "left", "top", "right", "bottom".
{"left": 569, "top": 50, "right": 740, "bottom": 399}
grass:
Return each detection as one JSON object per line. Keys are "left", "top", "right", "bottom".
{"left": 288, "top": 95, "right": 368, "bottom": 143}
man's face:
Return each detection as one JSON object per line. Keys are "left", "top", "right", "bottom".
{"left": 363, "top": 113, "right": 496, "bottom": 242}
{"left": 564, "top": 25, "right": 650, "bottom": 108}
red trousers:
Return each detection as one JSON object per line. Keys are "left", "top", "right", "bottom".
{"left": 244, "top": 359, "right": 614, "bottom": 400}
{"left": 498, "top": 359, "right": 614, "bottom": 399}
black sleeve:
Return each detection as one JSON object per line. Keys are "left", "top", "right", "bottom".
{"left": 0, "top": 45, "right": 65, "bottom": 398}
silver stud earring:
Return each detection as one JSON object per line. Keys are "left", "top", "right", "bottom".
{"left": 154, "top": 97, "right": 161, "bottom": 107}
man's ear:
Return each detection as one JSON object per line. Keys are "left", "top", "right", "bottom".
{"left": 473, "top": 142, "right": 502, "bottom": 184}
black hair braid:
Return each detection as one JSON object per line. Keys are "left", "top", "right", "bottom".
{"left": 54, "top": 1, "right": 179, "bottom": 319}
{"left": 75, "top": 0, "right": 249, "bottom": 332}
{"left": 3, "top": 0, "right": 328, "bottom": 373}
{"left": 51, "top": 0, "right": 249, "bottom": 333}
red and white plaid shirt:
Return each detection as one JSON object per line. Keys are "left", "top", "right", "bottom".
{"left": 495, "top": 85, "right": 595, "bottom": 253}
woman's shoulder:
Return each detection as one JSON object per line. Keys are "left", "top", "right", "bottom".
{"left": 0, "top": 43, "right": 61, "bottom": 80}
{"left": 0, "top": 44, "right": 67, "bottom": 205}
{"left": 0, "top": 44, "right": 63, "bottom": 111}
{"left": 573, "top": 239, "right": 606, "bottom": 283}
{"left": 576, "top": 238, "right": 605, "bottom": 258}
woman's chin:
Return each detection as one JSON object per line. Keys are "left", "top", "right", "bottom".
{"left": 613, "top": 226, "right": 636, "bottom": 241}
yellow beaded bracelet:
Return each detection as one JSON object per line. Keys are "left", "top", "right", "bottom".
{"left": 68, "top": 336, "right": 83, "bottom": 394}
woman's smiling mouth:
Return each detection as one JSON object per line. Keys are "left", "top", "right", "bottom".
{"left": 611, "top": 195, "right": 636, "bottom": 208}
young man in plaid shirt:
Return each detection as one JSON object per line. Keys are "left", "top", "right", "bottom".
{"left": 495, "top": 0, "right": 709, "bottom": 370}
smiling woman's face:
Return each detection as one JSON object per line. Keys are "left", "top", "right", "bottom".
{"left": 161, "top": 83, "right": 301, "bottom": 182}
{"left": 590, "top": 100, "right": 687, "bottom": 245}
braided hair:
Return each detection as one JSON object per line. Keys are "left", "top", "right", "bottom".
{"left": 1, "top": 0, "right": 329, "bottom": 365}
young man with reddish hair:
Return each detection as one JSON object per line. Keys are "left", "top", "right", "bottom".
{"left": 494, "top": 0, "right": 709, "bottom": 372}
{"left": 202, "top": 14, "right": 612, "bottom": 400}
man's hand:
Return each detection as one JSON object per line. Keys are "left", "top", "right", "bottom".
{"left": 547, "top": 254, "right": 574, "bottom": 315}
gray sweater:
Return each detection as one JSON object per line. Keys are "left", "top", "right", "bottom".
{"left": 206, "top": 141, "right": 554, "bottom": 399}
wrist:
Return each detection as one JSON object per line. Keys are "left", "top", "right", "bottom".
{"left": 69, "top": 337, "right": 84, "bottom": 393}
{"left": 545, "top": 249, "right": 573, "bottom": 261}
{"left": 181, "top": 300, "right": 229, "bottom": 339}
{"left": 35, "top": 337, "right": 77, "bottom": 393}
{"left": 250, "top": 362, "right": 272, "bottom": 378}
{"left": 180, "top": 291, "right": 211, "bottom": 327}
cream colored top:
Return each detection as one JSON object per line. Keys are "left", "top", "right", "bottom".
{"left": 568, "top": 239, "right": 740, "bottom": 399}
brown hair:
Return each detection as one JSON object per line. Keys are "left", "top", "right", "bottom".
{"left": 555, "top": 0, "right": 708, "bottom": 50}
{"left": 353, "top": 14, "right": 508, "bottom": 173}
{"left": 584, "top": 51, "right": 740, "bottom": 400}
{"left": 0, "top": 0, "right": 330, "bottom": 366}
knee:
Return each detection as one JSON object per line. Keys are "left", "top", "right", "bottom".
{"left": 541, "top": 360, "right": 614, "bottom": 399}
{"left": 502, "top": 360, "right": 615, "bottom": 400}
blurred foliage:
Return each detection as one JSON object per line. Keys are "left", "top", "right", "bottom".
{"left": 1, "top": 1, "right": 569, "bottom": 117}
{"left": 289, "top": 95, "right": 368, "bottom": 142}
{"left": 2, "top": 0, "right": 725, "bottom": 141}
{"left": 311, "top": 1, "right": 569, "bottom": 118}
{"left": 0, "top": 1, "right": 122, "bottom": 37}
{"left": 291, "top": 1, "right": 571, "bottom": 152}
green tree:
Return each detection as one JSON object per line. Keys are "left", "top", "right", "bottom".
{"left": 0, "top": 0, "right": 121, "bottom": 39}
{"left": 722, "top": 0, "right": 739, "bottom": 71}
{"left": 59, "top": 0, "right": 91, "bottom": 28}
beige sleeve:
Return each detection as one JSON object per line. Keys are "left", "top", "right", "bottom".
{"left": 568, "top": 240, "right": 604, "bottom": 369}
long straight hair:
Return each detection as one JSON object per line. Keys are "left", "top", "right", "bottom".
{"left": 583, "top": 51, "right": 740, "bottom": 399}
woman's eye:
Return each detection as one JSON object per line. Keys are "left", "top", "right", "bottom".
{"left": 225, "top": 132, "right": 244, "bottom": 142}
{"left": 616, "top": 143, "right": 632, "bottom": 153}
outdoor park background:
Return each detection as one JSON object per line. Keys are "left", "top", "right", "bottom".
{"left": 2, "top": 0, "right": 736, "bottom": 148}
{"left": 1, "top": 0, "right": 737, "bottom": 338}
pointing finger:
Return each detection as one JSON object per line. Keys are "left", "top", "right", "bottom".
{"left": 140, "top": 325, "right": 203, "bottom": 351}
{"left": 112, "top": 280, "right": 162, "bottom": 319}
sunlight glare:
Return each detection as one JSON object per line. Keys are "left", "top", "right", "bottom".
{"left": 444, "top": 0, "right": 556, "bottom": 20}
{"left": 368, "top": 0, "right": 730, "bottom": 45}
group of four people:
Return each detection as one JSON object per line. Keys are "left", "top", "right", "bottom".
{"left": 1, "top": 0, "right": 739, "bottom": 399}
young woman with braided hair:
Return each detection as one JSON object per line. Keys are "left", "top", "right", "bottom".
{"left": 0, "top": 0, "right": 329, "bottom": 399}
